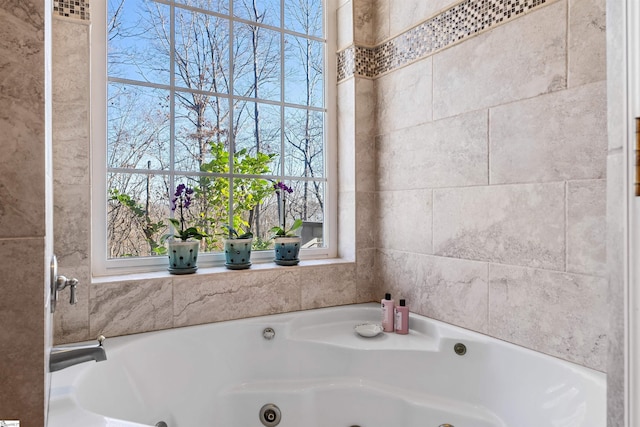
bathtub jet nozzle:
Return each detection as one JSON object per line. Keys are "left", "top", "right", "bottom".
{"left": 259, "top": 403, "right": 281, "bottom": 427}
{"left": 263, "top": 327, "right": 275, "bottom": 340}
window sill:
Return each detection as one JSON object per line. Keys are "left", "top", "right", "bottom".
{"left": 92, "top": 257, "right": 354, "bottom": 285}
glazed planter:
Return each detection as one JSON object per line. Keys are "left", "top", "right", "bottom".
{"left": 167, "top": 240, "right": 199, "bottom": 274}
{"left": 224, "top": 237, "right": 253, "bottom": 270}
{"left": 273, "top": 236, "right": 301, "bottom": 266}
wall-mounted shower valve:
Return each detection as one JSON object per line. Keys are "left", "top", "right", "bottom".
{"left": 50, "top": 256, "right": 79, "bottom": 313}
{"left": 56, "top": 275, "right": 78, "bottom": 305}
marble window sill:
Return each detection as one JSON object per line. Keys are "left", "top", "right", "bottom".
{"left": 92, "top": 258, "right": 354, "bottom": 285}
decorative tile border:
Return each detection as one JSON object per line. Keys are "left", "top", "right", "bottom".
{"left": 338, "top": 0, "right": 551, "bottom": 81}
{"left": 53, "top": 0, "right": 90, "bottom": 20}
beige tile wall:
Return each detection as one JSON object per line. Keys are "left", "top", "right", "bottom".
{"left": 605, "top": 0, "right": 626, "bottom": 422}
{"left": 374, "top": 0, "right": 608, "bottom": 371}
{"left": 52, "top": 9, "right": 368, "bottom": 343}
{"left": 0, "top": 1, "right": 51, "bottom": 424}
{"left": 51, "top": 0, "right": 609, "bottom": 380}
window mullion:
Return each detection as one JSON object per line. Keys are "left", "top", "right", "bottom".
{"left": 280, "top": 0, "right": 285, "bottom": 180}
{"left": 169, "top": 1, "right": 176, "bottom": 216}
{"left": 228, "top": 0, "right": 235, "bottom": 230}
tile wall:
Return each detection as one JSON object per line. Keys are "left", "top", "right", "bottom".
{"left": 605, "top": 0, "right": 626, "bottom": 423}
{"left": 0, "top": 0, "right": 52, "bottom": 424}
{"left": 0, "top": 0, "right": 617, "bottom": 423}
{"left": 366, "top": 0, "right": 608, "bottom": 372}
{"left": 52, "top": 0, "right": 608, "bottom": 376}
{"left": 51, "top": 5, "right": 367, "bottom": 343}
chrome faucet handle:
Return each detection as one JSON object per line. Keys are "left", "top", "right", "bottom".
{"left": 97, "top": 335, "right": 106, "bottom": 346}
{"left": 68, "top": 278, "right": 78, "bottom": 305}
{"left": 55, "top": 275, "right": 79, "bottom": 306}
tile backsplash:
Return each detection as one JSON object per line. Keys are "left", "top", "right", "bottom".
{"left": 338, "top": 0, "right": 552, "bottom": 81}
{"left": 53, "top": 0, "right": 90, "bottom": 20}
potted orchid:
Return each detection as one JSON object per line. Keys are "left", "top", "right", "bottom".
{"left": 222, "top": 225, "right": 253, "bottom": 270}
{"left": 161, "top": 183, "right": 207, "bottom": 274}
{"left": 270, "top": 181, "right": 303, "bottom": 266}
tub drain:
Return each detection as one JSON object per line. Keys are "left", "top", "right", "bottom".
{"left": 155, "top": 422, "right": 168, "bottom": 427}
{"left": 259, "top": 403, "right": 281, "bottom": 427}
{"left": 453, "top": 343, "right": 467, "bottom": 356}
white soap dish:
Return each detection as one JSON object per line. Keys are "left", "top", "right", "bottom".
{"left": 354, "top": 323, "right": 384, "bottom": 338}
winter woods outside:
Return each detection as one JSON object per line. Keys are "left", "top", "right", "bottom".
{"left": 106, "top": 0, "right": 326, "bottom": 258}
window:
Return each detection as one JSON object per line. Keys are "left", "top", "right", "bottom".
{"left": 92, "top": 0, "right": 336, "bottom": 275}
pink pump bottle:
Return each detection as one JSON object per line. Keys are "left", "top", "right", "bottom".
{"left": 381, "top": 293, "right": 395, "bottom": 332}
{"left": 395, "top": 299, "right": 409, "bottom": 334}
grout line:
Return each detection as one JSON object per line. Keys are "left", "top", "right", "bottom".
{"left": 486, "top": 262, "right": 491, "bottom": 333}
{"left": 487, "top": 109, "right": 491, "bottom": 185}
{"left": 565, "top": 0, "right": 570, "bottom": 89}
{"left": 431, "top": 189, "right": 435, "bottom": 254}
{"left": 564, "top": 180, "right": 569, "bottom": 273}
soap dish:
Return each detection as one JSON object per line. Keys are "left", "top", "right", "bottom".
{"left": 354, "top": 323, "right": 383, "bottom": 338}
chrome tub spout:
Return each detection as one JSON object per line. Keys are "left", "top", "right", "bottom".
{"left": 50, "top": 336, "right": 107, "bottom": 372}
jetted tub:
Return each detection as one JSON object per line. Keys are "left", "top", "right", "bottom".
{"left": 48, "top": 303, "right": 605, "bottom": 427}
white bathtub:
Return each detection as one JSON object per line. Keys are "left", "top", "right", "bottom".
{"left": 48, "top": 303, "right": 605, "bottom": 427}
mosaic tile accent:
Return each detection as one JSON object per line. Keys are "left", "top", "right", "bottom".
{"left": 54, "top": 0, "right": 90, "bottom": 20}
{"left": 337, "top": 46, "right": 355, "bottom": 82}
{"left": 338, "top": 0, "right": 551, "bottom": 81}
{"left": 354, "top": 46, "right": 376, "bottom": 78}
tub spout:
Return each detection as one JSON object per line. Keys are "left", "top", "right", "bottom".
{"left": 50, "top": 335, "right": 107, "bottom": 372}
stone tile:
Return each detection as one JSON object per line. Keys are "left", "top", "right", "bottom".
{"left": 337, "top": 1, "right": 353, "bottom": 51}
{"left": 173, "top": 269, "right": 301, "bottom": 327}
{"left": 355, "top": 132, "right": 376, "bottom": 193}
{"left": 488, "top": 263, "right": 608, "bottom": 371}
{"left": 52, "top": 18, "right": 90, "bottom": 101}
{"left": 377, "top": 109, "right": 488, "bottom": 190}
{"left": 389, "top": 0, "right": 453, "bottom": 38}
{"left": 52, "top": 20, "right": 90, "bottom": 188}
{"left": 356, "top": 248, "right": 377, "bottom": 303}
{"left": 355, "top": 78, "right": 376, "bottom": 192}
{"left": 338, "top": 79, "right": 355, "bottom": 192}
{"left": 0, "top": 4, "right": 47, "bottom": 240}
{"left": 567, "top": 180, "right": 606, "bottom": 276}
{"left": 377, "top": 189, "right": 432, "bottom": 254}
{"left": 373, "top": 0, "right": 389, "bottom": 44}
{"left": 356, "top": 191, "right": 376, "bottom": 249}
{"left": 53, "top": 103, "right": 90, "bottom": 185}
{"left": 490, "top": 82, "right": 607, "bottom": 184}
{"left": 373, "top": 134, "right": 387, "bottom": 191}
{"left": 432, "top": 1, "right": 566, "bottom": 120}
{"left": 0, "top": 117, "right": 46, "bottom": 239}
{"left": 375, "top": 57, "right": 432, "bottom": 133}
{"left": 355, "top": 77, "right": 375, "bottom": 138}
{"left": 0, "top": 237, "right": 46, "bottom": 425}
{"left": 378, "top": 250, "right": 489, "bottom": 333}
{"left": 89, "top": 278, "right": 173, "bottom": 337}
{"left": 53, "top": 265, "right": 91, "bottom": 344}
{"left": 433, "top": 183, "right": 565, "bottom": 270}
{"left": 54, "top": 184, "right": 90, "bottom": 266}
{"left": 300, "top": 263, "right": 356, "bottom": 309}
{"left": 0, "top": 2, "right": 47, "bottom": 423}
{"left": 338, "top": 190, "right": 356, "bottom": 260}
{"left": 568, "top": 0, "right": 606, "bottom": 87}
{"left": 606, "top": 153, "right": 625, "bottom": 425}
{"left": 354, "top": 0, "right": 375, "bottom": 46}
{"left": 606, "top": 0, "right": 625, "bottom": 152}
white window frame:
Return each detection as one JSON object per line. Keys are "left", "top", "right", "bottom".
{"left": 91, "top": 0, "right": 337, "bottom": 276}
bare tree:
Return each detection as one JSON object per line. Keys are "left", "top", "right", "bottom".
{"left": 105, "top": 0, "right": 325, "bottom": 257}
